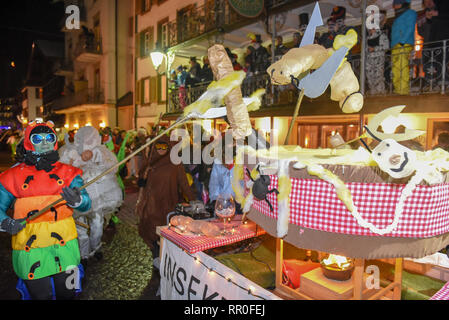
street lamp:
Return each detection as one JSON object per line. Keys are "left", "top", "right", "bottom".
{"left": 150, "top": 49, "right": 175, "bottom": 112}
{"left": 150, "top": 50, "right": 166, "bottom": 74}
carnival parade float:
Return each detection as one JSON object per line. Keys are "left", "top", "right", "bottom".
{"left": 156, "top": 2, "right": 449, "bottom": 300}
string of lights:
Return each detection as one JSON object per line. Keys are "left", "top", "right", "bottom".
{"left": 181, "top": 248, "right": 268, "bottom": 300}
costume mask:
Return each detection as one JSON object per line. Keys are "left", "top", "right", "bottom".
{"left": 22, "top": 120, "right": 60, "bottom": 172}
{"left": 30, "top": 132, "right": 57, "bottom": 154}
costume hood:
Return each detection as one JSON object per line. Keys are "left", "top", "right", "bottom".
{"left": 22, "top": 120, "right": 60, "bottom": 172}
{"left": 74, "top": 126, "right": 101, "bottom": 154}
{"left": 23, "top": 120, "right": 58, "bottom": 152}
{"left": 149, "top": 134, "right": 172, "bottom": 167}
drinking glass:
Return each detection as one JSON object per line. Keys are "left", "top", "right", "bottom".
{"left": 214, "top": 194, "right": 236, "bottom": 235}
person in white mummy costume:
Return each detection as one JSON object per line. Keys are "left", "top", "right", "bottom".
{"left": 59, "top": 126, "right": 123, "bottom": 264}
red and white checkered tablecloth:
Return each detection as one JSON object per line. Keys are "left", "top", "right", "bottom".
{"left": 251, "top": 175, "right": 449, "bottom": 238}
{"left": 160, "top": 216, "right": 266, "bottom": 253}
{"left": 430, "top": 282, "right": 449, "bottom": 300}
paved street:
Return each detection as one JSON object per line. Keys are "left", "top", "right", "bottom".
{"left": 0, "top": 150, "right": 160, "bottom": 300}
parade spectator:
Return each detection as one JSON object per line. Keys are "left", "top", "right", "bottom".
{"left": 133, "top": 127, "right": 148, "bottom": 176}
{"left": 366, "top": 10, "right": 389, "bottom": 95}
{"left": 6, "top": 131, "right": 20, "bottom": 160}
{"left": 176, "top": 65, "right": 188, "bottom": 109}
{"left": 332, "top": 6, "right": 351, "bottom": 36}
{"left": 112, "top": 127, "right": 122, "bottom": 154}
{"left": 430, "top": 0, "right": 449, "bottom": 42}
{"left": 418, "top": 0, "right": 438, "bottom": 43}
{"left": 169, "top": 69, "right": 177, "bottom": 90}
{"left": 252, "top": 34, "right": 270, "bottom": 74}
{"left": 244, "top": 46, "right": 256, "bottom": 75}
{"left": 188, "top": 56, "right": 201, "bottom": 86}
{"left": 225, "top": 48, "right": 243, "bottom": 71}
{"left": 274, "top": 35, "right": 288, "bottom": 56}
{"left": 318, "top": 18, "right": 337, "bottom": 48}
{"left": 299, "top": 13, "right": 309, "bottom": 37}
{"left": 292, "top": 32, "right": 301, "bottom": 48}
{"left": 200, "top": 56, "right": 214, "bottom": 83}
{"left": 391, "top": 0, "right": 417, "bottom": 95}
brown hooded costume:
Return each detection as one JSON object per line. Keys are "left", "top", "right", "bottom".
{"left": 136, "top": 135, "right": 195, "bottom": 249}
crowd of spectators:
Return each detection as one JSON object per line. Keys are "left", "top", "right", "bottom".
{"left": 167, "top": 1, "right": 449, "bottom": 101}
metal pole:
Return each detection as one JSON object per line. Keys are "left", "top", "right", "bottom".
{"left": 284, "top": 89, "right": 304, "bottom": 145}
{"left": 134, "top": 10, "right": 138, "bottom": 129}
{"left": 22, "top": 114, "right": 195, "bottom": 224}
{"left": 442, "top": 40, "right": 447, "bottom": 95}
{"left": 360, "top": 0, "right": 367, "bottom": 96}
{"left": 271, "top": 15, "right": 276, "bottom": 105}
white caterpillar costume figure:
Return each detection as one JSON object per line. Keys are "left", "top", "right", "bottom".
{"left": 59, "top": 126, "right": 123, "bottom": 260}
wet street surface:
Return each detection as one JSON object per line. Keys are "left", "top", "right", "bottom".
{"left": 0, "top": 177, "right": 160, "bottom": 300}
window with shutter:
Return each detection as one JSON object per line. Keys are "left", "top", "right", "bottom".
{"left": 150, "top": 77, "right": 158, "bottom": 103}
{"left": 141, "top": 27, "right": 154, "bottom": 57}
{"left": 144, "top": 78, "right": 150, "bottom": 104}
{"left": 157, "top": 18, "right": 169, "bottom": 49}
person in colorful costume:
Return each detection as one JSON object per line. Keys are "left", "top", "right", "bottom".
{"left": 0, "top": 120, "right": 91, "bottom": 300}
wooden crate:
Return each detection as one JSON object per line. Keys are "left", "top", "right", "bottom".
{"left": 299, "top": 268, "right": 355, "bottom": 300}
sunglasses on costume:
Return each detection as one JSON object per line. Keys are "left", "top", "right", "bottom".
{"left": 155, "top": 143, "right": 168, "bottom": 150}
{"left": 30, "top": 133, "right": 57, "bottom": 145}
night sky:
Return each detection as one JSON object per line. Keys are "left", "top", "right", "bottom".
{"left": 0, "top": 0, "right": 64, "bottom": 98}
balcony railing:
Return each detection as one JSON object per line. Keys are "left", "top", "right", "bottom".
{"left": 349, "top": 39, "right": 449, "bottom": 96}
{"left": 167, "top": 40, "right": 449, "bottom": 113}
{"left": 53, "top": 88, "right": 104, "bottom": 111}
{"left": 168, "top": 73, "right": 297, "bottom": 114}
{"left": 74, "top": 35, "right": 102, "bottom": 60}
{"left": 165, "top": 0, "right": 246, "bottom": 48}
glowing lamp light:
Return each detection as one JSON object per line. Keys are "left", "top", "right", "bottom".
{"left": 74, "top": 123, "right": 79, "bottom": 129}
{"left": 86, "top": 122, "right": 92, "bottom": 127}
{"left": 322, "top": 254, "right": 351, "bottom": 269}
{"left": 99, "top": 121, "right": 106, "bottom": 128}
{"left": 64, "top": 124, "right": 69, "bottom": 129}
{"left": 150, "top": 51, "right": 165, "bottom": 70}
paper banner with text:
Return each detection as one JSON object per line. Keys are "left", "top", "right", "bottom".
{"left": 160, "top": 239, "right": 279, "bottom": 300}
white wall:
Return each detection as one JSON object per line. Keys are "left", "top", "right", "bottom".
{"left": 25, "top": 87, "right": 43, "bottom": 122}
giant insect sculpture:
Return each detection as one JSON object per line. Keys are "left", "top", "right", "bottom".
{"left": 266, "top": 2, "right": 364, "bottom": 144}
{"left": 245, "top": 165, "right": 279, "bottom": 213}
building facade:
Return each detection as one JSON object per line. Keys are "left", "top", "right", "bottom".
{"left": 54, "top": 0, "right": 135, "bottom": 131}
{"left": 134, "top": 0, "right": 449, "bottom": 150}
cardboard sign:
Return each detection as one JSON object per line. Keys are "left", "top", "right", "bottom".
{"left": 160, "top": 239, "right": 279, "bottom": 300}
